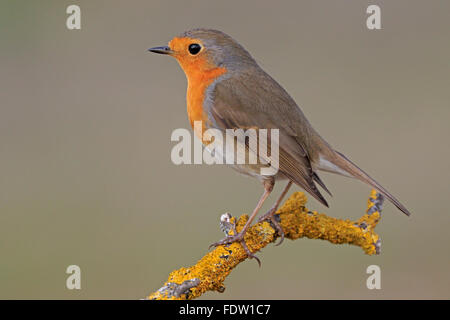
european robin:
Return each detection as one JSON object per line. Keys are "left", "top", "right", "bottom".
{"left": 149, "top": 29, "right": 410, "bottom": 263}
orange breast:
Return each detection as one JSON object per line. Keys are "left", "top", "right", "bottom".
{"left": 186, "top": 66, "right": 227, "bottom": 135}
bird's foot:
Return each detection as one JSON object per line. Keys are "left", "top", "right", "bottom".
{"left": 209, "top": 231, "right": 261, "bottom": 267}
{"left": 257, "top": 208, "right": 285, "bottom": 246}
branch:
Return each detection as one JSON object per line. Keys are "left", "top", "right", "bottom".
{"left": 147, "top": 189, "right": 384, "bottom": 300}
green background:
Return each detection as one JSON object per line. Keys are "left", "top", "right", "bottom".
{"left": 0, "top": 0, "right": 449, "bottom": 299}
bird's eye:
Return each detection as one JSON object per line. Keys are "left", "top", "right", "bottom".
{"left": 188, "top": 43, "right": 201, "bottom": 55}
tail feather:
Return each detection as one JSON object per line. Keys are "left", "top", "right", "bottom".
{"left": 319, "top": 150, "right": 411, "bottom": 216}
{"left": 312, "top": 172, "right": 332, "bottom": 197}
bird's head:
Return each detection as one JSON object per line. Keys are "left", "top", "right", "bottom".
{"left": 148, "top": 28, "right": 256, "bottom": 77}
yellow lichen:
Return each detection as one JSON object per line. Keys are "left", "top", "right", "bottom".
{"left": 148, "top": 190, "right": 382, "bottom": 300}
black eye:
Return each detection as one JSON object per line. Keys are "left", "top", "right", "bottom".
{"left": 188, "top": 43, "right": 201, "bottom": 55}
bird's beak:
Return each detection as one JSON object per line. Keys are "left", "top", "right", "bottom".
{"left": 148, "top": 46, "right": 173, "bottom": 55}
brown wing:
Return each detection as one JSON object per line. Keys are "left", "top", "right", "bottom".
{"left": 208, "top": 70, "right": 329, "bottom": 206}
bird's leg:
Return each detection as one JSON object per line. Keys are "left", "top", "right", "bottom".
{"left": 209, "top": 179, "right": 274, "bottom": 266}
{"left": 257, "top": 181, "right": 292, "bottom": 246}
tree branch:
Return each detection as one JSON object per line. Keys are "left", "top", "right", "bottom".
{"left": 147, "top": 189, "right": 384, "bottom": 300}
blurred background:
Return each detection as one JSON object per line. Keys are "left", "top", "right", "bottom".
{"left": 0, "top": 0, "right": 449, "bottom": 299}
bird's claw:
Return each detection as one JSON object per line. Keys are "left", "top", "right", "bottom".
{"left": 257, "top": 209, "right": 285, "bottom": 246}
{"left": 209, "top": 232, "right": 261, "bottom": 267}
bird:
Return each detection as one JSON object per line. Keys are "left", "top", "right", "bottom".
{"left": 148, "top": 28, "right": 410, "bottom": 263}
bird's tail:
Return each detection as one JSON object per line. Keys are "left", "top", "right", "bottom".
{"left": 317, "top": 149, "right": 411, "bottom": 216}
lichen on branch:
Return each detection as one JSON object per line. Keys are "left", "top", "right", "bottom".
{"left": 147, "top": 190, "right": 384, "bottom": 300}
